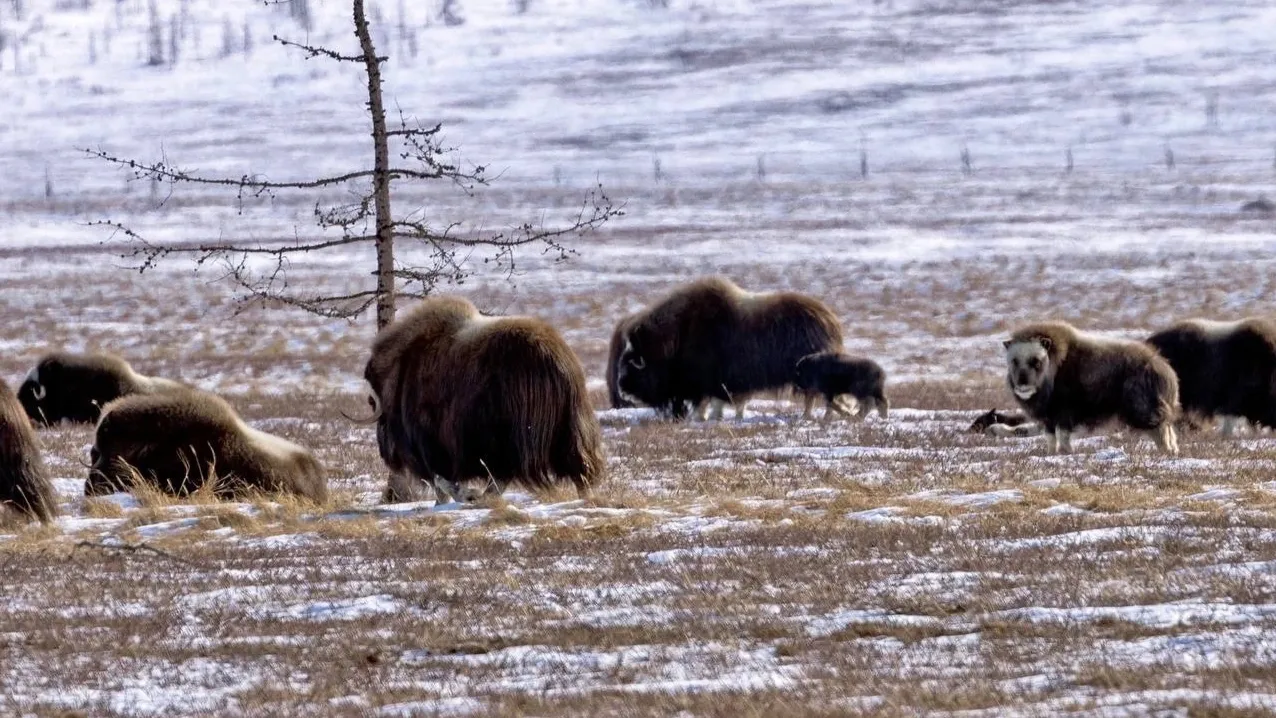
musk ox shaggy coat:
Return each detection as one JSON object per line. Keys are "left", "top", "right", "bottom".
{"left": 1146, "top": 318, "right": 1276, "bottom": 436}
{"left": 793, "top": 351, "right": 889, "bottom": 421}
{"left": 1004, "top": 322, "right": 1180, "bottom": 454}
{"left": 615, "top": 276, "right": 844, "bottom": 419}
{"left": 364, "top": 296, "right": 603, "bottom": 504}
{"left": 19, "top": 352, "right": 185, "bottom": 426}
{"left": 87, "top": 390, "right": 327, "bottom": 502}
{"left": 0, "top": 379, "right": 58, "bottom": 524}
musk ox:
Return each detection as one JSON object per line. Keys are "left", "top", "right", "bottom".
{"left": 19, "top": 352, "right": 185, "bottom": 426}
{"left": 1004, "top": 322, "right": 1180, "bottom": 454}
{"left": 793, "top": 351, "right": 889, "bottom": 421}
{"left": 363, "top": 296, "right": 603, "bottom": 504}
{"left": 86, "top": 390, "right": 327, "bottom": 503}
{"left": 615, "top": 276, "right": 843, "bottom": 420}
{"left": 0, "top": 379, "right": 58, "bottom": 524}
{"left": 1146, "top": 318, "right": 1276, "bottom": 436}
{"left": 968, "top": 408, "right": 1041, "bottom": 437}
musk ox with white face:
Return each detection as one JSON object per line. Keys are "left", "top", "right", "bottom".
{"left": 19, "top": 352, "right": 185, "bottom": 426}
{"left": 1146, "top": 318, "right": 1276, "bottom": 436}
{"left": 0, "top": 378, "right": 58, "bottom": 524}
{"left": 1004, "top": 321, "right": 1180, "bottom": 455}
{"left": 364, "top": 296, "right": 603, "bottom": 505}
{"left": 86, "top": 390, "right": 327, "bottom": 503}
{"left": 616, "top": 276, "right": 843, "bottom": 420}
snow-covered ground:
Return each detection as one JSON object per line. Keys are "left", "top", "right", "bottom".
{"left": 3, "top": 0, "right": 1276, "bottom": 715}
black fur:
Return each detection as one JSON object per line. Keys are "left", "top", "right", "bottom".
{"left": 616, "top": 277, "right": 843, "bottom": 419}
{"left": 18, "top": 352, "right": 180, "bottom": 426}
{"left": 1146, "top": 318, "right": 1276, "bottom": 428}
{"left": 793, "top": 351, "right": 889, "bottom": 418}
{"left": 968, "top": 409, "right": 1032, "bottom": 434}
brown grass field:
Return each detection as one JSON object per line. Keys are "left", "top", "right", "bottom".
{"left": 3, "top": 168, "right": 1276, "bottom": 715}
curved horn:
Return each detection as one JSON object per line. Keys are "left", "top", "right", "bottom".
{"left": 32, "top": 383, "right": 46, "bottom": 401}
{"left": 340, "top": 384, "right": 383, "bottom": 424}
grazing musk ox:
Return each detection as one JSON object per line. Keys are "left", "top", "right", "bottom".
{"left": 1004, "top": 321, "right": 1180, "bottom": 454}
{"left": 1146, "top": 318, "right": 1276, "bottom": 436}
{"left": 19, "top": 352, "right": 185, "bottom": 426}
{"left": 793, "top": 351, "right": 889, "bottom": 421}
{"left": 86, "top": 390, "right": 327, "bottom": 502}
{"left": 364, "top": 296, "right": 603, "bottom": 504}
{"left": 0, "top": 379, "right": 58, "bottom": 524}
{"left": 615, "top": 276, "right": 844, "bottom": 420}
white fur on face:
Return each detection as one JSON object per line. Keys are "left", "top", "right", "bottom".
{"left": 1005, "top": 340, "right": 1050, "bottom": 399}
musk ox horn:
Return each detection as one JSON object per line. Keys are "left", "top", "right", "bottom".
{"left": 341, "top": 383, "right": 383, "bottom": 424}
{"left": 31, "top": 383, "right": 46, "bottom": 401}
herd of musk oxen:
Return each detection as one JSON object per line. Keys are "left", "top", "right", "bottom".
{"left": 3, "top": 274, "right": 1276, "bottom": 525}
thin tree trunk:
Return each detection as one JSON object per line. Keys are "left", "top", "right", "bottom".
{"left": 354, "top": 0, "right": 395, "bottom": 329}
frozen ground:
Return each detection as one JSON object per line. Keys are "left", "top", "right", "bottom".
{"left": 3, "top": 0, "right": 1276, "bottom": 715}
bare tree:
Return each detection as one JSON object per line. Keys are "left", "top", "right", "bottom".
{"left": 85, "top": 0, "right": 621, "bottom": 329}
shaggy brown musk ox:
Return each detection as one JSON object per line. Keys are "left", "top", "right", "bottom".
{"left": 792, "top": 350, "right": 889, "bottom": 421}
{"left": 615, "top": 276, "right": 844, "bottom": 420}
{"left": 364, "top": 296, "right": 603, "bottom": 504}
{"left": 1146, "top": 318, "right": 1276, "bottom": 436}
{"left": 0, "top": 379, "right": 58, "bottom": 524}
{"left": 86, "top": 390, "right": 327, "bottom": 502}
{"left": 1004, "top": 322, "right": 1180, "bottom": 454}
{"left": 19, "top": 352, "right": 185, "bottom": 426}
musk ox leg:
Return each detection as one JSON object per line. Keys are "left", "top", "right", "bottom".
{"left": 875, "top": 394, "right": 889, "bottom": 420}
{"left": 692, "top": 401, "right": 710, "bottom": 422}
{"left": 801, "top": 394, "right": 817, "bottom": 421}
{"left": 1044, "top": 427, "right": 1058, "bottom": 453}
{"left": 1151, "top": 424, "right": 1180, "bottom": 455}
{"left": 1221, "top": 416, "right": 1239, "bottom": 437}
{"left": 383, "top": 471, "right": 435, "bottom": 504}
{"left": 733, "top": 395, "right": 750, "bottom": 420}
{"left": 708, "top": 398, "right": 726, "bottom": 421}
{"left": 1055, "top": 427, "right": 1074, "bottom": 454}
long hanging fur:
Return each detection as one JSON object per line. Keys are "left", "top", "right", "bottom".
{"left": 615, "top": 276, "right": 844, "bottom": 417}
{"left": 0, "top": 379, "right": 58, "bottom": 524}
{"left": 1146, "top": 318, "right": 1276, "bottom": 432}
{"left": 365, "top": 296, "right": 603, "bottom": 502}
{"left": 1005, "top": 321, "right": 1180, "bottom": 453}
{"left": 19, "top": 352, "right": 185, "bottom": 425}
{"left": 87, "top": 389, "right": 327, "bottom": 503}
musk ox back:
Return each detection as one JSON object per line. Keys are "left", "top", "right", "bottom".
{"left": 364, "top": 296, "right": 603, "bottom": 504}
{"left": 1004, "top": 321, "right": 1179, "bottom": 454}
{"left": 1146, "top": 318, "right": 1276, "bottom": 435}
{"left": 615, "top": 276, "right": 843, "bottom": 419}
{"left": 87, "top": 390, "right": 327, "bottom": 503}
{"left": 0, "top": 379, "right": 58, "bottom": 524}
{"left": 19, "top": 352, "right": 185, "bottom": 426}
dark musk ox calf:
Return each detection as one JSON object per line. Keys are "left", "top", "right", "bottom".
{"left": 0, "top": 379, "right": 58, "bottom": 524}
{"left": 364, "top": 296, "right": 603, "bottom": 505}
{"left": 19, "top": 352, "right": 185, "bottom": 426}
{"left": 1004, "top": 322, "right": 1180, "bottom": 455}
{"left": 1146, "top": 318, "right": 1276, "bottom": 436}
{"left": 968, "top": 408, "right": 1040, "bottom": 437}
{"left": 87, "top": 390, "right": 327, "bottom": 503}
{"left": 793, "top": 351, "right": 889, "bottom": 421}
{"left": 615, "top": 276, "right": 843, "bottom": 420}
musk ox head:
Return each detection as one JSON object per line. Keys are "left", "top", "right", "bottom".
{"left": 792, "top": 354, "right": 821, "bottom": 393}
{"left": 1003, "top": 336, "right": 1055, "bottom": 400}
